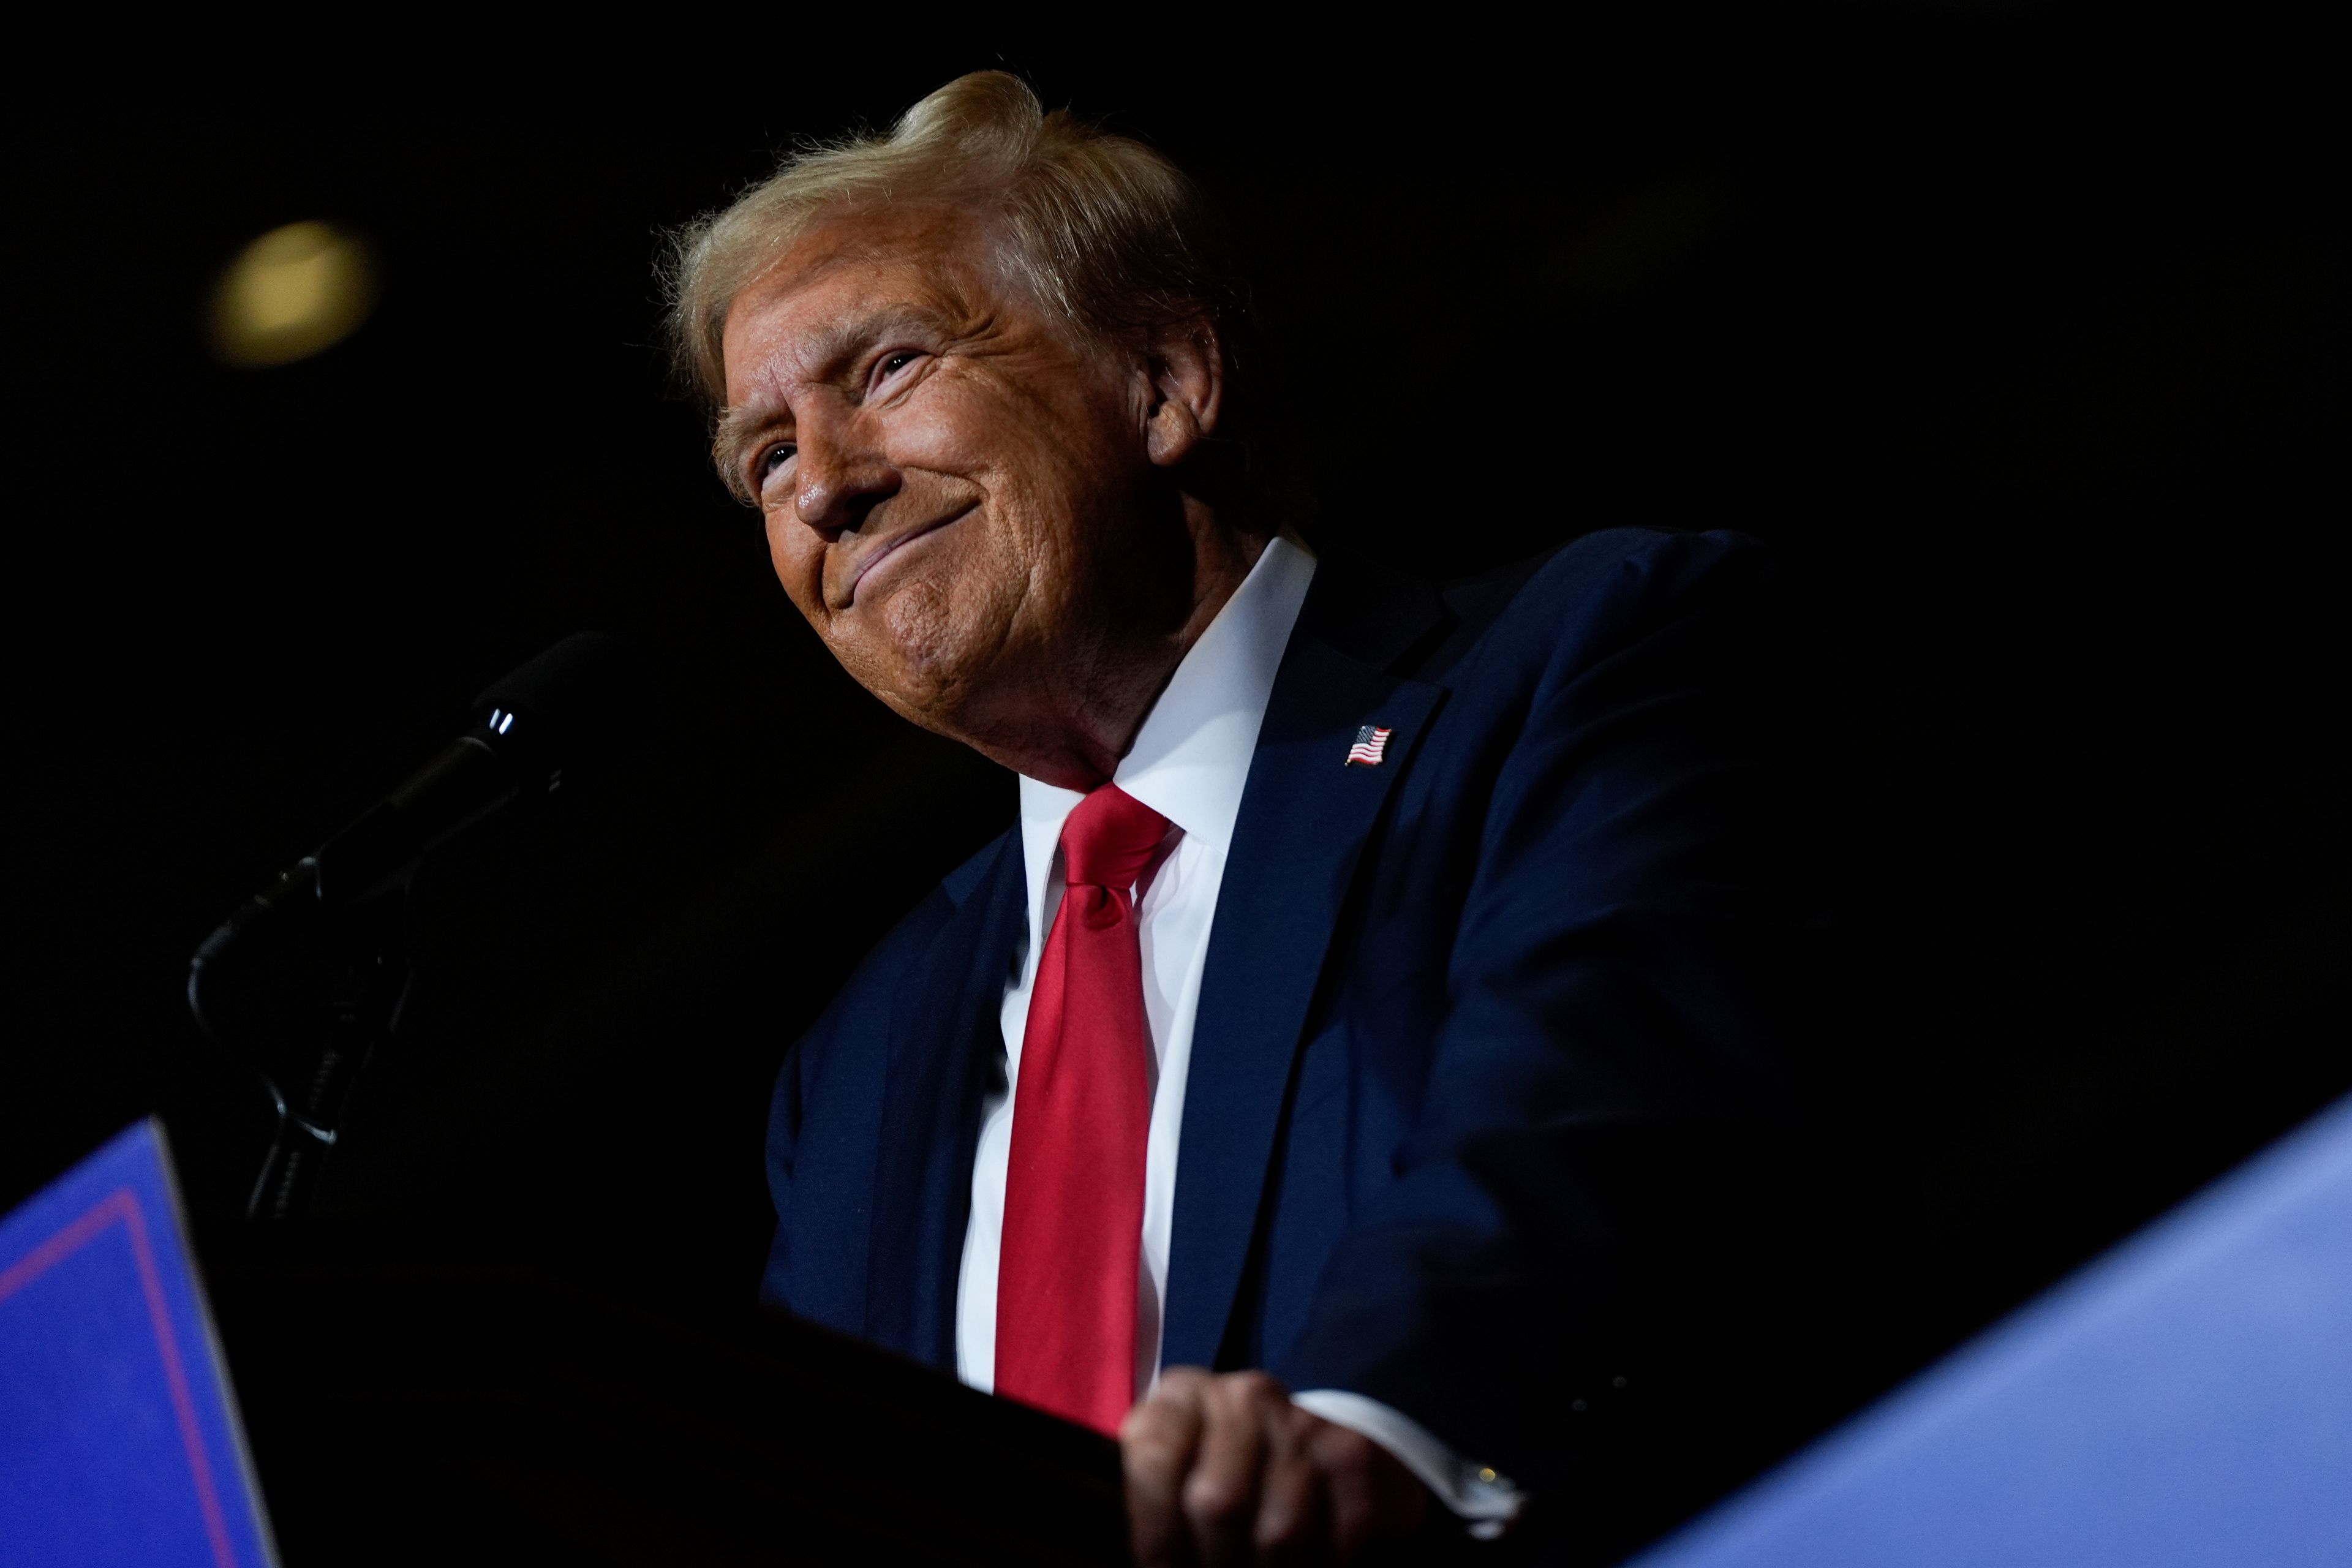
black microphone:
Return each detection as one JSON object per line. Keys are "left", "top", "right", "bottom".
{"left": 189, "top": 631, "right": 649, "bottom": 993}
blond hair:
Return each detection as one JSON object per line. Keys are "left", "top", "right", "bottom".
{"left": 663, "top": 72, "right": 1251, "bottom": 411}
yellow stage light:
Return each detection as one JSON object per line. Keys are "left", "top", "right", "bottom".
{"left": 209, "top": 221, "right": 376, "bottom": 368}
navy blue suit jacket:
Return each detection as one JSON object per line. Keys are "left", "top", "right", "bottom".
{"left": 764, "top": 527, "right": 1910, "bottom": 1542}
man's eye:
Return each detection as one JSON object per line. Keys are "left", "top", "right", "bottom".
{"left": 878, "top": 351, "right": 920, "bottom": 379}
{"left": 760, "top": 444, "right": 796, "bottom": 480}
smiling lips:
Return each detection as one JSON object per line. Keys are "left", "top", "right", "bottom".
{"left": 842, "top": 505, "right": 975, "bottom": 606}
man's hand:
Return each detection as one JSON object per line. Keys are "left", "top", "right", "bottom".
{"left": 1120, "top": 1368, "right": 1430, "bottom": 1566}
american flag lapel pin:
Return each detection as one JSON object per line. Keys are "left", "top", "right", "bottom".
{"left": 1344, "top": 724, "right": 1393, "bottom": 767}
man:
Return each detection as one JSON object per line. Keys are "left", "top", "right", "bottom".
{"left": 668, "top": 72, "right": 1911, "bottom": 1564}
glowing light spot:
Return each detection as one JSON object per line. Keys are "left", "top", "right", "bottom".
{"left": 209, "top": 221, "right": 377, "bottom": 368}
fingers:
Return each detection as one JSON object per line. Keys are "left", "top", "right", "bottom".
{"left": 1123, "top": 1370, "right": 1431, "bottom": 1566}
{"left": 1123, "top": 1370, "right": 1210, "bottom": 1568}
{"left": 1183, "top": 1371, "right": 1277, "bottom": 1568}
{"left": 1250, "top": 1402, "right": 1328, "bottom": 1567}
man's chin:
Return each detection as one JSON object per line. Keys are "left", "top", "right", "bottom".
{"left": 837, "top": 627, "right": 987, "bottom": 734}
{"left": 825, "top": 579, "right": 1052, "bottom": 753}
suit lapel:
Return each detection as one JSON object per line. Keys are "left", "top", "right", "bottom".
{"left": 1161, "top": 557, "right": 1449, "bottom": 1369}
{"left": 863, "top": 830, "right": 1027, "bottom": 1368}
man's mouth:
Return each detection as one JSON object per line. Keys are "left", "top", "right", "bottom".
{"left": 842, "top": 505, "right": 976, "bottom": 607}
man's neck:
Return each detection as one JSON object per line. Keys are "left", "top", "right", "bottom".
{"left": 978, "top": 516, "right": 1266, "bottom": 790}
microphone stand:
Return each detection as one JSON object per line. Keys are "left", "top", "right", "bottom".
{"left": 192, "top": 878, "right": 413, "bottom": 1224}
{"left": 246, "top": 902, "right": 409, "bottom": 1222}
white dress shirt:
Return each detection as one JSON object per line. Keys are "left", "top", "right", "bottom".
{"left": 952, "top": 534, "right": 1522, "bottom": 1532}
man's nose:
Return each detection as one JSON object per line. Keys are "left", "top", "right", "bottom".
{"left": 794, "top": 407, "right": 900, "bottom": 537}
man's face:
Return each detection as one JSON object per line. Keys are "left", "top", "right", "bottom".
{"left": 719, "top": 204, "right": 1173, "bottom": 749}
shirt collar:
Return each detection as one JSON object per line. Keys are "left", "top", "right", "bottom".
{"left": 1017, "top": 533, "right": 1319, "bottom": 906}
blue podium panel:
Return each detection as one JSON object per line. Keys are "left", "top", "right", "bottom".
{"left": 1, "top": 1121, "right": 276, "bottom": 1568}
{"left": 1634, "top": 1093, "right": 2352, "bottom": 1568}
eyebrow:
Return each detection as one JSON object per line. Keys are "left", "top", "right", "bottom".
{"left": 710, "top": 300, "right": 955, "bottom": 500}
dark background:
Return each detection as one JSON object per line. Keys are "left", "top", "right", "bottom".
{"left": 8, "top": 4, "right": 2343, "bottom": 1360}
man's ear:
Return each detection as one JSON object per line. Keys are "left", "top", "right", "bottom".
{"left": 1142, "top": 317, "right": 1225, "bottom": 469}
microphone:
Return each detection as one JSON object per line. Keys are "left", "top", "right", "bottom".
{"left": 189, "top": 631, "right": 649, "bottom": 993}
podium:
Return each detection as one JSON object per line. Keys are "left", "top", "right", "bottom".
{"left": 202, "top": 1227, "right": 1129, "bottom": 1566}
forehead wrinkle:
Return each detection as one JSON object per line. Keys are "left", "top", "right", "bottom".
{"left": 734, "top": 270, "right": 969, "bottom": 398}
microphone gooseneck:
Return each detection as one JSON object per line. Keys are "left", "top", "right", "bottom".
{"left": 188, "top": 631, "right": 647, "bottom": 1006}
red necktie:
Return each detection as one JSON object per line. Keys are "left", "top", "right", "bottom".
{"left": 995, "top": 783, "right": 1169, "bottom": 1435}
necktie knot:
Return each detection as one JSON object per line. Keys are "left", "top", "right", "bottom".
{"left": 1061, "top": 783, "right": 1169, "bottom": 894}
